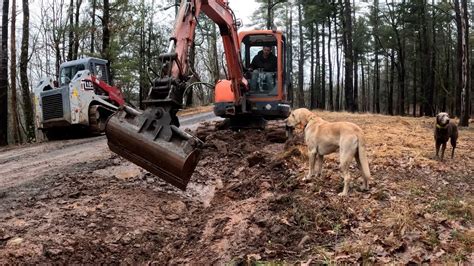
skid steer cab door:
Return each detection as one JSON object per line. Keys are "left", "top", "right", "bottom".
{"left": 214, "top": 30, "right": 290, "bottom": 120}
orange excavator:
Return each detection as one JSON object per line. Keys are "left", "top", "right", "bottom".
{"left": 105, "top": 0, "right": 290, "bottom": 190}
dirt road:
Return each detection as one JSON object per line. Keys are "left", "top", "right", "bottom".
{"left": 0, "top": 111, "right": 221, "bottom": 189}
{"left": 0, "top": 112, "right": 472, "bottom": 264}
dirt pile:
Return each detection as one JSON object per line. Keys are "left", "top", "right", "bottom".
{"left": 0, "top": 113, "right": 472, "bottom": 264}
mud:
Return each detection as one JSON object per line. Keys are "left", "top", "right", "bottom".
{"left": 0, "top": 112, "right": 473, "bottom": 264}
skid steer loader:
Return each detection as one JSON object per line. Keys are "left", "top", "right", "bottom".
{"left": 34, "top": 57, "right": 125, "bottom": 139}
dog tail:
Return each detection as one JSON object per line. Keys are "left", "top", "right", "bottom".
{"left": 357, "top": 136, "right": 371, "bottom": 181}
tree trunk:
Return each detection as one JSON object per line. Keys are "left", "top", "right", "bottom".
{"left": 266, "top": 0, "right": 272, "bottom": 29}
{"left": 413, "top": 32, "right": 418, "bottom": 117}
{"left": 430, "top": 0, "right": 436, "bottom": 115}
{"left": 373, "top": 0, "right": 380, "bottom": 114}
{"left": 361, "top": 59, "right": 365, "bottom": 112}
{"left": 102, "top": 0, "right": 112, "bottom": 83}
{"left": 20, "top": 0, "right": 33, "bottom": 140}
{"left": 0, "top": 0, "right": 8, "bottom": 146}
{"left": 422, "top": 0, "right": 434, "bottom": 117}
{"left": 328, "top": 15, "right": 334, "bottom": 111}
{"left": 297, "top": 3, "right": 305, "bottom": 107}
{"left": 342, "top": 0, "right": 354, "bottom": 112}
{"left": 455, "top": 0, "right": 470, "bottom": 126}
{"left": 210, "top": 22, "right": 219, "bottom": 84}
{"left": 394, "top": 31, "right": 406, "bottom": 116}
{"left": 138, "top": 0, "right": 146, "bottom": 109}
{"left": 352, "top": 0, "right": 358, "bottom": 112}
{"left": 335, "top": 12, "right": 341, "bottom": 111}
{"left": 389, "top": 50, "right": 394, "bottom": 115}
{"left": 315, "top": 22, "right": 321, "bottom": 108}
{"left": 67, "top": 0, "right": 74, "bottom": 61}
{"left": 366, "top": 59, "right": 371, "bottom": 111}
{"left": 91, "top": 0, "right": 96, "bottom": 54}
{"left": 186, "top": 42, "right": 196, "bottom": 107}
{"left": 310, "top": 24, "right": 316, "bottom": 109}
{"left": 321, "top": 20, "right": 326, "bottom": 109}
{"left": 10, "top": 0, "right": 21, "bottom": 143}
{"left": 287, "top": 4, "right": 293, "bottom": 105}
{"left": 73, "top": 0, "right": 82, "bottom": 59}
{"left": 354, "top": 52, "right": 359, "bottom": 112}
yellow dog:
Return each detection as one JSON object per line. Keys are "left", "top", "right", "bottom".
{"left": 286, "top": 108, "right": 371, "bottom": 196}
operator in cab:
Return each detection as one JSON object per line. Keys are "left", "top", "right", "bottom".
{"left": 249, "top": 46, "right": 277, "bottom": 72}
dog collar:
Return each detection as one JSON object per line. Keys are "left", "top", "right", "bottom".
{"left": 436, "top": 124, "right": 447, "bottom": 129}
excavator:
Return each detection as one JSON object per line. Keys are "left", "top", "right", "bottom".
{"left": 105, "top": 0, "right": 290, "bottom": 190}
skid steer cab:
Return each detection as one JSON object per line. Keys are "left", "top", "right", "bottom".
{"left": 34, "top": 57, "right": 125, "bottom": 139}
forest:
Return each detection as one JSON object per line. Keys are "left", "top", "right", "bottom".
{"left": 0, "top": 0, "right": 472, "bottom": 144}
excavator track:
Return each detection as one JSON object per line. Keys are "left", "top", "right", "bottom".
{"left": 194, "top": 118, "right": 289, "bottom": 143}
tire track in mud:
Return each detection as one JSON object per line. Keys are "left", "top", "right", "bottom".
{"left": 0, "top": 136, "right": 109, "bottom": 189}
{"left": 0, "top": 112, "right": 221, "bottom": 190}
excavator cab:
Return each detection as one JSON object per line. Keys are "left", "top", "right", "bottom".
{"left": 214, "top": 30, "right": 290, "bottom": 121}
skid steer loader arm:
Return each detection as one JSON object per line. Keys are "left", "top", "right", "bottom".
{"left": 105, "top": 0, "right": 247, "bottom": 190}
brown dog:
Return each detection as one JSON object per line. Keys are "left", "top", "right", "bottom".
{"left": 434, "top": 112, "right": 458, "bottom": 160}
{"left": 286, "top": 108, "right": 371, "bottom": 196}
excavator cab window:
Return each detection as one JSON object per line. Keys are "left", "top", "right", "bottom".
{"left": 241, "top": 34, "right": 278, "bottom": 96}
{"left": 60, "top": 64, "right": 85, "bottom": 86}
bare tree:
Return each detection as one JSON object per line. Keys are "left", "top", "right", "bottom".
{"left": 297, "top": 3, "right": 305, "bottom": 107}
{"left": 0, "top": 0, "right": 9, "bottom": 146}
{"left": 327, "top": 13, "right": 334, "bottom": 111}
{"left": 20, "top": 0, "right": 33, "bottom": 140}
{"left": 90, "top": 0, "right": 96, "bottom": 54}
{"left": 10, "top": 0, "right": 21, "bottom": 143}
{"left": 309, "top": 23, "right": 315, "bottom": 109}
{"left": 455, "top": 0, "right": 470, "bottom": 126}
{"left": 342, "top": 0, "right": 355, "bottom": 111}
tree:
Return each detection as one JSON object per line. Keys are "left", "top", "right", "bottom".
{"left": 0, "top": 0, "right": 8, "bottom": 146}
{"left": 20, "top": 0, "right": 34, "bottom": 141}
{"left": 287, "top": 3, "right": 294, "bottom": 105}
{"left": 455, "top": 0, "right": 470, "bottom": 126}
{"left": 342, "top": 0, "right": 354, "bottom": 111}
{"left": 10, "top": 0, "right": 21, "bottom": 143}
{"left": 90, "top": 0, "right": 96, "bottom": 54}
{"left": 101, "top": 0, "right": 111, "bottom": 82}
{"left": 327, "top": 8, "right": 334, "bottom": 111}
{"left": 309, "top": 23, "right": 316, "bottom": 109}
{"left": 370, "top": 0, "right": 381, "bottom": 113}
{"left": 296, "top": 3, "right": 305, "bottom": 107}
{"left": 334, "top": 4, "right": 341, "bottom": 111}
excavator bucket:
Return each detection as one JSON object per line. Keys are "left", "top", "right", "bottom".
{"left": 105, "top": 105, "right": 202, "bottom": 190}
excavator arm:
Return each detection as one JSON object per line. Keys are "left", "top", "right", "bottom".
{"left": 105, "top": 0, "right": 247, "bottom": 190}
{"left": 156, "top": 0, "right": 247, "bottom": 108}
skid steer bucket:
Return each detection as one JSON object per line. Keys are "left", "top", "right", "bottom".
{"left": 105, "top": 105, "right": 202, "bottom": 190}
